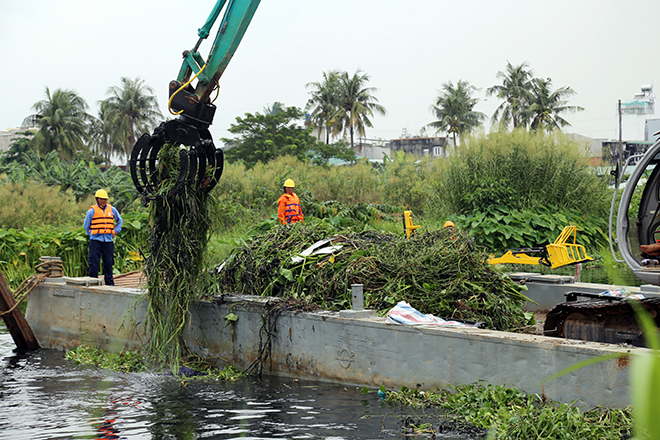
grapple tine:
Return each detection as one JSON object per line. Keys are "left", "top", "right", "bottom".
{"left": 195, "top": 145, "right": 209, "bottom": 189}
{"left": 128, "top": 117, "right": 224, "bottom": 204}
{"left": 129, "top": 133, "right": 150, "bottom": 196}
{"left": 204, "top": 148, "right": 224, "bottom": 193}
{"left": 146, "top": 137, "right": 162, "bottom": 195}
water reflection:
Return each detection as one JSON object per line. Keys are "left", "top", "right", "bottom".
{"left": 0, "top": 323, "right": 475, "bottom": 440}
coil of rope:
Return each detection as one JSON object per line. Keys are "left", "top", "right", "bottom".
{"left": 0, "top": 257, "right": 63, "bottom": 317}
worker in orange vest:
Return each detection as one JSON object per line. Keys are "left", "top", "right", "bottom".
{"left": 83, "top": 189, "right": 123, "bottom": 286}
{"left": 277, "top": 179, "right": 304, "bottom": 225}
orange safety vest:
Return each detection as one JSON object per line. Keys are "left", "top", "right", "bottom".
{"left": 277, "top": 193, "right": 304, "bottom": 225}
{"left": 90, "top": 204, "right": 115, "bottom": 235}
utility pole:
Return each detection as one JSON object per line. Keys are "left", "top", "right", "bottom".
{"left": 618, "top": 99, "right": 623, "bottom": 174}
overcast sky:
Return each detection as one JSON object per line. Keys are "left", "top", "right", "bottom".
{"left": 1, "top": 0, "right": 658, "bottom": 145}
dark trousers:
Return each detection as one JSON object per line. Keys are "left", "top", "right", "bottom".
{"left": 88, "top": 240, "right": 115, "bottom": 286}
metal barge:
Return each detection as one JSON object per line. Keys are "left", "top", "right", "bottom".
{"left": 24, "top": 273, "right": 658, "bottom": 409}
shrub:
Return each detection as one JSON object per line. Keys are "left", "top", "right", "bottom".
{"left": 0, "top": 180, "right": 89, "bottom": 229}
{"left": 428, "top": 130, "right": 611, "bottom": 253}
{"left": 437, "top": 130, "right": 609, "bottom": 216}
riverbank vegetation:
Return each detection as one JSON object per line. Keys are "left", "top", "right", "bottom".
{"left": 1, "top": 130, "right": 615, "bottom": 292}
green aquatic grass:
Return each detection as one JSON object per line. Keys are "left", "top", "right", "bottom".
{"left": 64, "top": 345, "right": 147, "bottom": 373}
{"left": 382, "top": 383, "right": 633, "bottom": 440}
{"left": 143, "top": 143, "right": 214, "bottom": 372}
{"left": 64, "top": 346, "right": 245, "bottom": 381}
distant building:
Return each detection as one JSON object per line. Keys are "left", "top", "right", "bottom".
{"left": 389, "top": 136, "right": 452, "bottom": 158}
{"left": 621, "top": 85, "right": 656, "bottom": 142}
{"left": 0, "top": 128, "right": 37, "bottom": 153}
{"left": 646, "top": 119, "right": 660, "bottom": 143}
{"left": 565, "top": 133, "right": 606, "bottom": 166}
{"left": 357, "top": 142, "right": 390, "bottom": 162}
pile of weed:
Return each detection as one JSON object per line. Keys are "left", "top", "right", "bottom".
{"left": 216, "top": 221, "right": 529, "bottom": 330}
{"left": 143, "top": 143, "right": 213, "bottom": 372}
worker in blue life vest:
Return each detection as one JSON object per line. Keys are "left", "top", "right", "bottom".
{"left": 83, "top": 189, "right": 123, "bottom": 286}
{"left": 277, "top": 179, "right": 304, "bottom": 225}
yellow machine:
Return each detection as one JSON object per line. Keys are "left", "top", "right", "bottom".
{"left": 487, "top": 226, "right": 594, "bottom": 269}
{"left": 402, "top": 211, "right": 421, "bottom": 238}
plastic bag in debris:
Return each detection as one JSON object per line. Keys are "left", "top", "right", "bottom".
{"left": 291, "top": 238, "right": 343, "bottom": 263}
{"left": 600, "top": 288, "right": 644, "bottom": 300}
{"left": 386, "top": 301, "right": 468, "bottom": 327}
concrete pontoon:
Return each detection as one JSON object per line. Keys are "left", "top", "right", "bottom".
{"left": 25, "top": 273, "right": 656, "bottom": 409}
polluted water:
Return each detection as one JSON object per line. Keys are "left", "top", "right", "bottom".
{"left": 0, "top": 322, "right": 484, "bottom": 440}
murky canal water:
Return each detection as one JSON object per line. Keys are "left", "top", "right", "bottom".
{"left": 0, "top": 323, "right": 477, "bottom": 440}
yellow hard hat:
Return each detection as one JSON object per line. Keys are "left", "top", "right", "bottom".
{"left": 283, "top": 179, "right": 295, "bottom": 188}
{"left": 444, "top": 220, "right": 455, "bottom": 228}
{"left": 95, "top": 189, "right": 109, "bottom": 199}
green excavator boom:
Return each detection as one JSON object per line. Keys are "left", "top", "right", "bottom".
{"left": 130, "top": 0, "right": 261, "bottom": 203}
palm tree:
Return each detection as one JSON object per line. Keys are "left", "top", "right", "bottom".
{"left": 263, "top": 101, "right": 285, "bottom": 115}
{"left": 526, "top": 78, "right": 584, "bottom": 131}
{"left": 332, "top": 70, "right": 386, "bottom": 150}
{"left": 89, "top": 103, "right": 124, "bottom": 167}
{"left": 305, "top": 70, "right": 341, "bottom": 144}
{"left": 101, "top": 77, "right": 162, "bottom": 166}
{"left": 28, "top": 88, "right": 92, "bottom": 161}
{"left": 427, "top": 80, "right": 485, "bottom": 146}
{"left": 486, "top": 61, "right": 533, "bottom": 129}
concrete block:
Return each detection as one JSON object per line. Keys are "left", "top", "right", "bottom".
{"left": 339, "top": 309, "right": 377, "bottom": 319}
{"left": 63, "top": 277, "right": 103, "bottom": 287}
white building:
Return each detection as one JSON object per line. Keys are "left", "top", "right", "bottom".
{"left": 620, "top": 85, "right": 658, "bottom": 142}
{"left": 0, "top": 127, "right": 36, "bottom": 153}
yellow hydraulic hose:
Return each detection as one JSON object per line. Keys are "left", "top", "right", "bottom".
{"left": 210, "top": 82, "right": 220, "bottom": 103}
{"left": 168, "top": 64, "right": 208, "bottom": 115}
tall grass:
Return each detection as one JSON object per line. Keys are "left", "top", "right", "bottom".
{"left": 0, "top": 180, "right": 91, "bottom": 229}
{"left": 435, "top": 130, "right": 609, "bottom": 217}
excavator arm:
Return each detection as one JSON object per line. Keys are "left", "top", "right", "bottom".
{"left": 130, "top": 0, "right": 261, "bottom": 202}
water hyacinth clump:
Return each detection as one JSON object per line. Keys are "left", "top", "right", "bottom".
{"left": 216, "top": 221, "right": 530, "bottom": 330}
{"left": 144, "top": 143, "right": 212, "bottom": 371}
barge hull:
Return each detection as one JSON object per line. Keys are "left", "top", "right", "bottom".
{"left": 26, "top": 279, "right": 638, "bottom": 409}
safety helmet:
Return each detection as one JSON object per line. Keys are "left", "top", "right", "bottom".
{"left": 283, "top": 179, "right": 295, "bottom": 188}
{"left": 95, "top": 189, "right": 109, "bottom": 199}
{"left": 444, "top": 221, "right": 455, "bottom": 228}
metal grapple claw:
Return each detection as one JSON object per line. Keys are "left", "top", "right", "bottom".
{"left": 129, "top": 118, "right": 224, "bottom": 204}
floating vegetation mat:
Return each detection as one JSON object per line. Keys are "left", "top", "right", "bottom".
{"left": 144, "top": 143, "right": 212, "bottom": 371}
{"left": 217, "top": 221, "right": 530, "bottom": 330}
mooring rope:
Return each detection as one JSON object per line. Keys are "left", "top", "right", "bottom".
{"left": 0, "top": 257, "right": 63, "bottom": 317}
